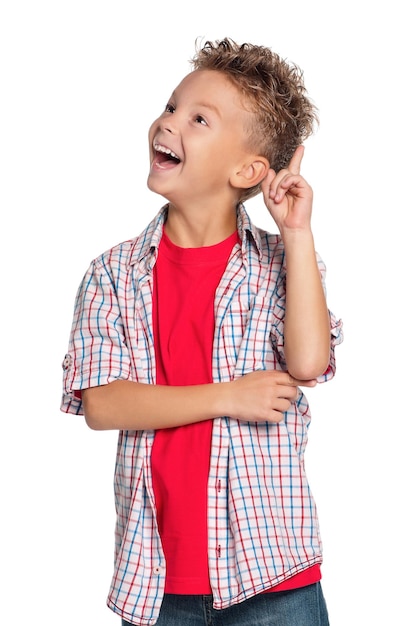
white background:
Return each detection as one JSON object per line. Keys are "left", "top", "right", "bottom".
{"left": 1, "top": 1, "right": 415, "bottom": 624}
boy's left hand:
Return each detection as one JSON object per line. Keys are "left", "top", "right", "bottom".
{"left": 261, "top": 145, "right": 313, "bottom": 233}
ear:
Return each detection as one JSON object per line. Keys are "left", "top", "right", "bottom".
{"left": 230, "top": 156, "right": 270, "bottom": 190}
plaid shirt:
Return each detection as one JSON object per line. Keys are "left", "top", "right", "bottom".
{"left": 61, "top": 204, "right": 343, "bottom": 626}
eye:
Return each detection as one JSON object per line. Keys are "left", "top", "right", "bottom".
{"left": 195, "top": 115, "right": 208, "bottom": 126}
{"left": 165, "top": 103, "right": 175, "bottom": 113}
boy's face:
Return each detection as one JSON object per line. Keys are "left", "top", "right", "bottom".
{"left": 148, "top": 70, "right": 255, "bottom": 210}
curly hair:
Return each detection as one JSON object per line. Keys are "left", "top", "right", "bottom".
{"left": 191, "top": 38, "right": 318, "bottom": 201}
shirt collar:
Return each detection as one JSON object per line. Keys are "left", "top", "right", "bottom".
{"left": 236, "top": 203, "right": 263, "bottom": 260}
{"left": 126, "top": 202, "right": 263, "bottom": 270}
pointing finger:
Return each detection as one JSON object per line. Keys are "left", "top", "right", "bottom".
{"left": 288, "top": 145, "right": 305, "bottom": 175}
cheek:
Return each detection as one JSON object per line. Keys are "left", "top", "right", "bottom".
{"left": 148, "top": 119, "right": 159, "bottom": 142}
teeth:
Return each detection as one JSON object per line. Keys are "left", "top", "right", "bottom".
{"left": 154, "top": 142, "right": 179, "bottom": 160}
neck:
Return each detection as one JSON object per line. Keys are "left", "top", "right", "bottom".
{"left": 164, "top": 202, "right": 238, "bottom": 248}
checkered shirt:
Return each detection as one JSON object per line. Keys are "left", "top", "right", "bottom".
{"left": 61, "top": 204, "right": 343, "bottom": 625}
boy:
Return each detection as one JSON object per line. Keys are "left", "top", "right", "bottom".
{"left": 61, "top": 38, "right": 343, "bottom": 625}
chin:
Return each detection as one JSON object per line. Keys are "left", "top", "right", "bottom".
{"left": 147, "top": 176, "right": 164, "bottom": 194}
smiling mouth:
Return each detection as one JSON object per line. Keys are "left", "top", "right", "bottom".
{"left": 153, "top": 142, "right": 181, "bottom": 168}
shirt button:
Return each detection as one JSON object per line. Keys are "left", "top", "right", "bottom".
{"left": 62, "top": 354, "right": 72, "bottom": 370}
{"left": 153, "top": 565, "right": 163, "bottom": 575}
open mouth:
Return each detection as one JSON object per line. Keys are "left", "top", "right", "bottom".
{"left": 153, "top": 142, "right": 181, "bottom": 169}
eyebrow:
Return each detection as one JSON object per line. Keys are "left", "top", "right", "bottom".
{"left": 170, "top": 90, "right": 222, "bottom": 118}
{"left": 195, "top": 101, "right": 221, "bottom": 116}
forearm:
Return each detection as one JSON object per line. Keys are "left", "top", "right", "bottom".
{"left": 82, "top": 370, "right": 313, "bottom": 431}
{"left": 282, "top": 230, "right": 331, "bottom": 380}
{"left": 82, "top": 379, "right": 230, "bottom": 430}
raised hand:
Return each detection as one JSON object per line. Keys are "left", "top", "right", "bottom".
{"left": 261, "top": 145, "right": 313, "bottom": 234}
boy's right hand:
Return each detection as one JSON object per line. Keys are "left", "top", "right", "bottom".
{"left": 226, "top": 370, "right": 316, "bottom": 423}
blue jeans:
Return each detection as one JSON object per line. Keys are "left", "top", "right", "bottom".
{"left": 121, "top": 583, "right": 330, "bottom": 625}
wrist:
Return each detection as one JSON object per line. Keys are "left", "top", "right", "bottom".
{"left": 279, "top": 225, "right": 313, "bottom": 243}
{"left": 210, "top": 380, "right": 234, "bottom": 418}
{"left": 280, "top": 228, "right": 316, "bottom": 260}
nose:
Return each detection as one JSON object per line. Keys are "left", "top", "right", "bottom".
{"left": 162, "top": 116, "right": 176, "bottom": 134}
{"left": 149, "top": 111, "right": 179, "bottom": 141}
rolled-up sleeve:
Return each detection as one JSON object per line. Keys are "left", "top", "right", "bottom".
{"left": 61, "top": 258, "right": 132, "bottom": 415}
{"left": 315, "top": 253, "right": 343, "bottom": 383}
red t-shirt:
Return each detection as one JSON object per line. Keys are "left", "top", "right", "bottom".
{"left": 151, "top": 229, "right": 320, "bottom": 594}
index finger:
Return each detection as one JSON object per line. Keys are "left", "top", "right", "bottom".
{"left": 288, "top": 145, "right": 305, "bottom": 175}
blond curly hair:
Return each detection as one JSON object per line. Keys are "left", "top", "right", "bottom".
{"left": 192, "top": 38, "right": 318, "bottom": 201}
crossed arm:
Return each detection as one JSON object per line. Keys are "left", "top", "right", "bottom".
{"left": 82, "top": 370, "right": 316, "bottom": 431}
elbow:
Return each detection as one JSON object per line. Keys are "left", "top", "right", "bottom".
{"left": 84, "top": 412, "right": 107, "bottom": 431}
{"left": 84, "top": 413, "right": 107, "bottom": 431}
{"left": 82, "top": 389, "right": 112, "bottom": 430}
{"left": 286, "top": 352, "right": 330, "bottom": 381}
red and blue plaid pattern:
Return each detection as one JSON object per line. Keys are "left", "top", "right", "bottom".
{"left": 61, "top": 204, "right": 343, "bottom": 625}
